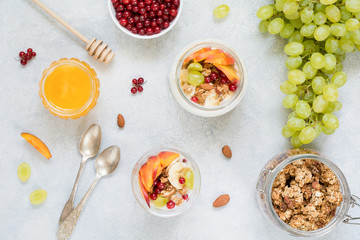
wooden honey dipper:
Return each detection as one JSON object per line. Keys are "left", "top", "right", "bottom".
{"left": 32, "top": 0, "right": 114, "bottom": 64}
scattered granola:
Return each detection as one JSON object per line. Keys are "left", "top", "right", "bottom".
{"left": 271, "top": 158, "right": 343, "bottom": 231}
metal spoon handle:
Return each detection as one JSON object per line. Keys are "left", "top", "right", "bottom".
{"left": 57, "top": 176, "right": 100, "bottom": 240}
{"left": 59, "top": 157, "right": 87, "bottom": 223}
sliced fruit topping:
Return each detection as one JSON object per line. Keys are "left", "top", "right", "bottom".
{"left": 184, "top": 47, "right": 211, "bottom": 63}
{"left": 213, "top": 64, "right": 240, "bottom": 83}
{"left": 18, "top": 162, "right": 31, "bottom": 182}
{"left": 158, "top": 151, "right": 180, "bottom": 168}
{"left": 180, "top": 69, "right": 189, "bottom": 83}
{"left": 184, "top": 170, "right": 194, "bottom": 190}
{"left": 187, "top": 62, "right": 203, "bottom": 72}
{"left": 168, "top": 162, "right": 188, "bottom": 189}
{"left": 139, "top": 177, "right": 150, "bottom": 207}
{"left": 29, "top": 189, "right": 47, "bottom": 205}
{"left": 194, "top": 49, "right": 222, "bottom": 62}
{"left": 154, "top": 195, "right": 168, "bottom": 208}
{"left": 21, "top": 132, "right": 52, "bottom": 159}
{"left": 205, "top": 53, "right": 235, "bottom": 65}
{"left": 187, "top": 71, "right": 205, "bottom": 86}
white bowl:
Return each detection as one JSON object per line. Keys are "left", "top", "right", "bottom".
{"left": 108, "top": 0, "right": 183, "bottom": 39}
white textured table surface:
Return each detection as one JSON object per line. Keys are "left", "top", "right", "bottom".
{"left": 1, "top": 0, "right": 360, "bottom": 239}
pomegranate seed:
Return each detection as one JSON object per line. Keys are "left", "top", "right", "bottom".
{"left": 32, "top": 52, "right": 36, "bottom": 57}
{"left": 210, "top": 72, "right": 218, "bottom": 81}
{"left": 157, "top": 182, "right": 165, "bottom": 190}
{"left": 179, "top": 177, "right": 185, "bottom": 184}
{"left": 137, "top": 86, "right": 143, "bottom": 92}
{"left": 183, "top": 159, "right": 187, "bottom": 163}
{"left": 205, "top": 76, "right": 212, "bottom": 83}
{"left": 191, "top": 96, "right": 198, "bottom": 103}
{"left": 155, "top": 188, "right": 161, "bottom": 194}
{"left": 19, "top": 51, "right": 26, "bottom": 58}
{"left": 182, "top": 194, "right": 189, "bottom": 200}
{"left": 229, "top": 84, "right": 237, "bottom": 92}
{"left": 138, "top": 77, "right": 144, "bottom": 84}
{"left": 166, "top": 200, "right": 175, "bottom": 209}
{"left": 150, "top": 193, "right": 157, "bottom": 200}
{"left": 131, "top": 87, "right": 137, "bottom": 94}
{"left": 20, "top": 59, "right": 27, "bottom": 65}
{"left": 27, "top": 48, "right": 33, "bottom": 53}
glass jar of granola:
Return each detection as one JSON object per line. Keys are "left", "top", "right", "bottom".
{"left": 256, "top": 149, "right": 359, "bottom": 237}
{"left": 131, "top": 147, "right": 201, "bottom": 217}
{"left": 169, "top": 40, "right": 247, "bottom": 117}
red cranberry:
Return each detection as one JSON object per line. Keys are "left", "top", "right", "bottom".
{"left": 32, "top": 52, "right": 36, "bottom": 57}
{"left": 163, "top": 8, "right": 169, "bottom": 15}
{"left": 128, "top": 17, "right": 135, "bottom": 24}
{"left": 126, "top": 24, "right": 133, "bottom": 31}
{"left": 19, "top": 51, "right": 26, "bottom": 58}
{"left": 169, "top": 16, "right": 174, "bottom": 21}
{"left": 156, "top": 18, "right": 164, "bottom": 25}
{"left": 27, "top": 48, "right": 33, "bottom": 53}
{"left": 119, "top": 18, "right": 128, "bottom": 26}
{"left": 173, "top": 0, "right": 180, "bottom": 6}
{"left": 113, "top": 2, "right": 119, "bottom": 8}
{"left": 138, "top": 77, "right": 144, "bottom": 84}
{"left": 123, "top": 11, "right": 131, "bottom": 18}
{"left": 154, "top": 26, "right": 161, "bottom": 34}
{"left": 153, "top": 180, "right": 159, "bottom": 186}
{"left": 166, "top": 200, "right": 175, "bottom": 209}
{"left": 117, "top": 4, "right": 125, "bottom": 11}
{"left": 191, "top": 96, "right": 198, "bottom": 103}
{"left": 182, "top": 194, "right": 189, "bottom": 200}
{"left": 133, "top": 6, "right": 139, "bottom": 12}
{"left": 205, "top": 76, "right": 211, "bottom": 83}
{"left": 123, "top": 0, "right": 130, "bottom": 4}
{"left": 151, "top": 3, "right": 159, "bottom": 11}
{"left": 183, "top": 159, "right": 187, "bottom": 163}
{"left": 160, "top": 3, "right": 166, "bottom": 9}
{"left": 155, "top": 188, "right": 161, "bottom": 194}
{"left": 131, "top": 87, "right": 137, "bottom": 94}
{"left": 157, "top": 182, "right": 165, "bottom": 190}
{"left": 138, "top": 86, "right": 143, "bottom": 92}
{"left": 226, "top": 79, "right": 230, "bottom": 83}
{"left": 229, "top": 84, "right": 237, "bottom": 92}
{"left": 139, "top": 7, "right": 146, "bottom": 15}
{"left": 131, "top": 27, "right": 138, "bottom": 34}
{"left": 126, "top": 4, "right": 132, "bottom": 10}
{"left": 136, "top": 22, "right": 143, "bottom": 28}
{"left": 157, "top": 10, "right": 163, "bottom": 17}
{"left": 210, "top": 72, "right": 218, "bottom": 81}
{"left": 20, "top": 59, "right": 27, "bottom": 65}
{"left": 138, "top": 1, "right": 145, "bottom": 8}
{"left": 150, "top": 193, "right": 157, "bottom": 200}
{"left": 111, "top": 0, "right": 118, "bottom": 4}
{"left": 163, "top": 21, "right": 170, "bottom": 29}
{"left": 151, "top": 20, "right": 157, "bottom": 27}
{"left": 144, "top": 19, "right": 151, "bottom": 27}
{"left": 134, "top": 15, "right": 140, "bottom": 22}
{"left": 144, "top": 0, "right": 151, "bottom": 4}
{"left": 146, "top": 27, "right": 154, "bottom": 35}
{"left": 139, "top": 29, "right": 146, "bottom": 35}
{"left": 131, "top": 0, "right": 137, "bottom": 5}
{"left": 179, "top": 177, "right": 185, "bottom": 184}
{"left": 116, "top": 12, "right": 123, "bottom": 20}
{"left": 169, "top": 8, "right": 177, "bottom": 17}
{"left": 145, "top": 5, "right": 151, "bottom": 11}
{"left": 149, "top": 11, "right": 156, "bottom": 18}
{"left": 220, "top": 78, "right": 227, "bottom": 84}
{"left": 219, "top": 71, "right": 226, "bottom": 78}
{"left": 26, "top": 52, "right": 32, "bottom": 60}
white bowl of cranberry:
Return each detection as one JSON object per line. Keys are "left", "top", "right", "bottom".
{"left": 108, "top": 0, "right": 182, "bottom": 39}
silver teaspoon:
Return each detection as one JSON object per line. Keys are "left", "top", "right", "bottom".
{"left": 59, "top": 124, "right": 102, "bottom": 223}
{"left": 57, "top": 146, "right": 121, "bottom": 240}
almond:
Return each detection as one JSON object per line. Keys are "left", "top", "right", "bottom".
{"left": 222, "top": 145, "right": 232, "bottom": 158}
{"left": 200, "top": 84, "right": 215, "bottom": 91}
{"left": 117, "top": 114, "right": 125, "bottom": 128}
{"left": 213, "top": 194, "right": 230, "bottom": 208}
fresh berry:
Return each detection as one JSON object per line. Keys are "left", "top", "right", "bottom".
{"left": 137, "top": 86, "right": 143, "bottom": 92}
{"left": 219, "top": 71, "right": 226, "bottom": 78}
{"left": 210, "top": 72, "right": 218, "bottom": 81}
{"left": 166, "top": 200, "right": 175, "bottom": 209}
{"left": 132, "top": 78, "right": 138, "bottom": 85}
{"left": 191, "top": 96, "right": 198, "bottom": 103}
{"left": 179, "top": 177, "right": 185, "bottom": 184}
{"left": 131, "top": 87, "right": 137, "bottom": 94}
{"left": 229, "top": 84, "right": 237, "bottom": 92}
{"left": 155, "top": 188, "right": 161, "bottom": 194}
{"left": 182, "top": 194, "right": 189, "bottom": 200}
{"left": 153, "top": 180, "right": 159, "bottom": 186}
{"left": 150, "top": 193, "right": 157, "bottom": 200}
{"left": 19, "top": 51, "right": 26, "bottom": 59}
{"left": 157, "top": 182, "right": 165, "bottom": 190}
{"left": 26, "top": 52, "right": 32, "bottom": 60}
{"left": 27, "top": 48, "right": 33, "bottom": 53}
{"left": 205, "top": 76, "right": 212, "bottom": 83}
{"left": 138, "top": 77, "right": 144, "bottom": 84}
{"left": 220, "top": 78, "right": 227, "bottom": 84}
{"left": 183, "top": 159, "right": 187, "bottom": 163}
{"left": 20, "top": 59, "right": 27, "bottom": 65}
{"left": 32, "top": 52, "right": 36, "bottom": 57}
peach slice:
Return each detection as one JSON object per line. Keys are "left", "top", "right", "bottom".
{"left": 139, "top": 177, "right": 150, "bottom": 207}
{"left": 139, "top": 163, "right": 153, "bottom": 192}
{"left": 194, "top": 49, "right": 222, "bottom": 62}
{"left": 205, "top": 53, "right": 235, "bottom": 65}
{"left": 21, "top": 133, "right": 52, "bottom": 159}
{"left": 158, "top": 151, "right": 180, "bottom": 168}
{"left": 214, "top": 64, "right": 240, "bottom": 83}
{"left": 147, "top": 156, "right": 161, "bottom": 181}
{"left": 184, "top": 47, "right": 211, "bottom": 64}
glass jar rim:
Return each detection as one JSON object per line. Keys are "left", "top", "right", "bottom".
{"left": 39, "top": 58, "right": 100, "bottom": 119}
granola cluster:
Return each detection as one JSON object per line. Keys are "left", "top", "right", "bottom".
{"left": 271, "top": 158, "right": 343, "bottom": 231}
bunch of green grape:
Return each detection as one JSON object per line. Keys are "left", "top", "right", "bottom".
{"left": 257, "top": 0, "right": 360, "bottom": 147}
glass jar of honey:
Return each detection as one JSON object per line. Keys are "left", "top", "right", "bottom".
{"left": 39, "top": 58, "right": 100, "bottom": 119}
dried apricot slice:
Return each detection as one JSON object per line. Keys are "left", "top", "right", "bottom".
{"left": 21, "top": 133, "right": 52, "bottom": 159}
{"left": 18, "top": 163, "right": 31, "bottom": 182}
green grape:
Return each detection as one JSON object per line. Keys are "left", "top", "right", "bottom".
{"left": 323, "top": 53, "right": 336, "bottom": 70}
{"left": 314, "top": 25, "right": 331, "bottom": 41}
{"left": 340, "top": 6, "right": 353, "bottom": 21}
{"left": 325, "top": 5, "right": 341, "bottom": 23}
{"left": 213, "top": 4, "right": 230, "bottom": 19}
{"left": 29, "top": 189, "right": 47, "bottom": 205}
{"left": 303, "top": 40, "right": 316, "bottom": 55}
{"left": 339, "top": 38, "right": 355, "bottom": 52}
{"left": 275, "top": 0, "right": 287, "bottom": 11}
{"left": 313, "top": 123, "right": 323, "bottom": 137}
{"left": 259, "top": 20, "right": 270, "bottom": 33}
{"left": 313, "top": 95, "right": 328, "bottom": 113}
{"left": 282, "top": 125, "right": 296, "bottom": 138}
{"left": 289, "top": 31, "right": 304, "bottom": 42}
{"left": 351, "top": 30, "right": 360, "bottom": 44}
{"left": 287, "top": 117, "right": 306, "bottom": 131}
{"left": 357, "top": 44, "right": 360, "bottom": 51}
{"left": 336, "top": 62, "right": 344, "bottom": 72}
{"left": 285, "top": 11, "right": 300, "bottom": 20}
{"left": 268, "top": 18, "right": 285, "bottom": 34}
{"left": 315, "top": 3, "right": 326, "bottom": 12}
{"left": 280, "top": 23, "right": 295, "bottom": 38}
{"left": 185, "top": 170, "right": 194, "bottom": 189}
{"left": 335, "top": 50, "right": 346, "bottom": 61}
{"left": 330, "top": 23, "right": 347, "bottom": 37}
{"left": 303, "top": 89, "right": 315, "bottom": 101}
{"left": 187, "top": 71, "right": 204, "bottom": 86}
{"left": 300, "top": 23, "right": 316, "bottom": 37}
{"left": 331, "top": 71, "right": 347, "bottom": 87}
{"left": 320, "top": 0, "right": 337, "bottom": 5}
{"left": 299, "top": 126, "right": 316, "bottom": 144}
{"left": 343, "top": 31, "right": 352, "bottom": 40}
{"left": 310, "top": 53, "right": 326, "bottom": 69}
{"left": 280, "top": 80, "right": 297, "bottom": 94}
{"left": 334, "top": 101, "right": 343, "bottom": 111}
{"left": 18, "top": 162, "right": 31, "bottom": 182}
{"left": 283, "top": 0, "right": 299, "bottom": 15}
{"left": 288, "top": 69, "right": 306, "bottom": 84}
{"left": 322, "top": 113, "right": 339, "bottom": 130}
{"left": 286, "top": 56, "right": 303, "bottom": 69}
{"left": 290, "top": 19, "right": 304, "bottom": 29}
{"left": 322, "top": 126, "right": 335, "bottom": 135}
{"left": 355, "top": 12, "right": 360, "bottom": 20}
{"left": 301, "top": 7, "right": 314, "bottom": 24}
{"left": 296, "top": 100, "right": 312, "bottom": 119}
{"left": 323, "top": 84, "right": 339, "bottom": 102}
{"left": 154, "top": 195, "right": 168, "bottom": 208}
{"left": 257, "top": 6, "right": 274, "bottom": 20}
{"left": 346, "top": 0, "right": 360, "bottom": 13}
{"left": 187, "top": 63, "right": 203, "bottom": 72}
{"left": 324, "top": 101, "right": 343, "bottom": 113}
{"left": 325, "top": 37, "right": 339, "bottom": 53}
{"left": 291, "top": 132, "right": 303, "bottom": 147}
{"left": 288, "top": 111, "right": 299, "bottom": 119}
{"left": 345, "top": 19, "right": 360, "bottom": 31}
{"left": 314, "top": 12, "right": 327, "bottom": 25}
{"left": 321, "top": 67, "right": 336, "bottom": 75}
{"left": 303, "top": 61, "right": 318, "bottom": 79}
{"left": 283, "top": 94, "right": 299, "bottom": 108}
{"left": 284, "top": 42, "right": 304, "bottom": 56}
